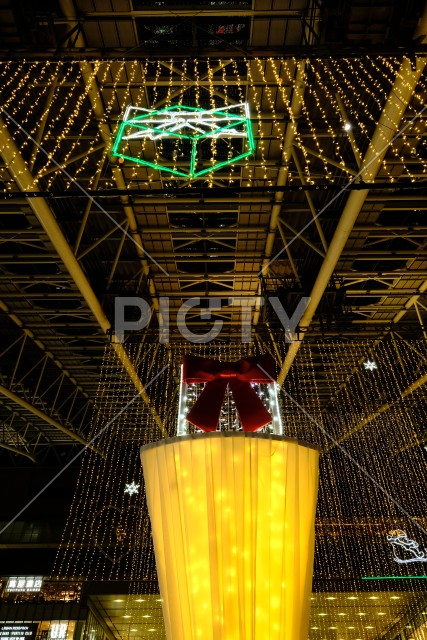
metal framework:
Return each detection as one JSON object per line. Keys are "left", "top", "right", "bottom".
{"left": 0, "top": 0, "right": 425, "bottom": 454}
{"left": 1, "top": 2, "right": 427, "bottom": 638}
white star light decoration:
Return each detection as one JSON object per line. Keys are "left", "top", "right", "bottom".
{"left": 363, "top": 359, "right": 377, "bottom": 371}
{"left": 124, "top": 481, "right": 140, "bottom": 496}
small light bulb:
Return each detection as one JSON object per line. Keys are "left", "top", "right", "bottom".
{"left": 344, "top": 122, "right": 352, "bottom": 131}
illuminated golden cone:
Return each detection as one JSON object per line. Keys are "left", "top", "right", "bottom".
{"left": 141, "top": 432, "right": 319, "bottom": 640}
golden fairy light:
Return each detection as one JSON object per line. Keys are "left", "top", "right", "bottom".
{"left": 50, "top": 336, "right": 427, "bottom": 639}
{"left": 2, "top": 56, "right": 427, "bottom": 638}
{"left": 1, "top": 57, "right": 424, "bottom": 191}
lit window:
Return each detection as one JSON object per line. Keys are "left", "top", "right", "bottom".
{"left": 50, "top": 623, "right": 68, "bottom": 639}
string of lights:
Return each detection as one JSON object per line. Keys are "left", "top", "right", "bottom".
{"left": 49, "top": 335, "right": 427, "bottom": 638}
{"left": 0, "top": 58, "right": 425, "bottom": 195}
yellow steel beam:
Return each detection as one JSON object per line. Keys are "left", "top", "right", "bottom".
{"left": 0, "top": 117, "right": 167, "bottom": 438}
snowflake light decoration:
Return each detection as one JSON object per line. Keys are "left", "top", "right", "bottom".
{"left": 124, "top": 481, "right": 140, "bottom": 496}
{"left": 112, "top": 103, "right": 254, "bottom": 179}
{"left": 363, "top": 359, "right": 378, "bottom": 371}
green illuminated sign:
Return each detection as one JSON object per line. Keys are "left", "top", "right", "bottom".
{"left": 112, "top": 103, "right": 254, "bottom": 179}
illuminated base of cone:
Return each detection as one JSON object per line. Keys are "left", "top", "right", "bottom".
{"left": 141, "top": 433, "right": 319, "bottom": 640}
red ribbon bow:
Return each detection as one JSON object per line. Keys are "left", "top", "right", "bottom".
{"left": 182, "top": 354, "right": 276, "bottom": 432}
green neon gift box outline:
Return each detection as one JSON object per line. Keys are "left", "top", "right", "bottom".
{"left": 111, "top": 103, "right": 255, "bottom": 178}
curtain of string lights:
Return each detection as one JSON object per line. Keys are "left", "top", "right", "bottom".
{"left": 51, "top": 335, "right": 427, "bottom": 639}
{"left": 1, "top": 56, "right": 427, "bottom": 638}
{"left": 0, "top": 57, "right": 426, "bottom": 192}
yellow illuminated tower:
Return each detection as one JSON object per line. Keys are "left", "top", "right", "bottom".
{"left": 141, "top": 355, "right": 319, "bottom": 640}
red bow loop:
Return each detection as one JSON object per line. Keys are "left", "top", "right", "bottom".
{"left": 182, "top": 354, "right": 276, "bottom": 432}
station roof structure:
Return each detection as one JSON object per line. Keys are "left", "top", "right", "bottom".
{"left": 0, "top": 1, "right": 427, "bottom": 637}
